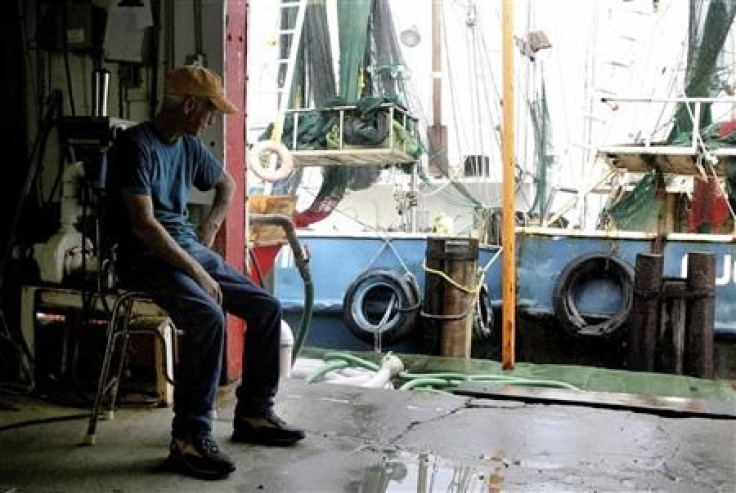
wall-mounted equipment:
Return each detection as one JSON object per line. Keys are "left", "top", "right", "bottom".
{"left": 36, "top": 0, "right": 105, "bottom": 53}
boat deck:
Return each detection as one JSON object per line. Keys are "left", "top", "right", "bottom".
{"left": 598, "top": 143, "right": 735, "bottom": 176}
{"left": 598, "top": 97, "right": 736, "bottom": 177}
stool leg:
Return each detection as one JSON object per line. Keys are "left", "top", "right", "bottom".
{"left": 105, "top": 296, "right": 137, "bottom": 418}
{"left": 107, "top": 333, "right": 131, "bottom": 416}
{"left": 84, "top": 294, "right": 127, "bottom": 445}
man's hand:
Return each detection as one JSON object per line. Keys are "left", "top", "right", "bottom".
{"left": 192, "top": 265, "right": 223, "bottom": 304}
{"left": 123, "top": 189, "right": 224, "bottom": 304}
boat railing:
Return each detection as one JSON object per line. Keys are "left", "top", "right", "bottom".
{"left": 282, "top": 103, "right": 421, "bottom": 167}
{"left": 597, "top": 97, "right": 736, "bottom": 177}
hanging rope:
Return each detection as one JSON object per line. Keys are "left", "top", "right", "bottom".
{"left": 421, "top": 260, "right": 482, "bottom": 295}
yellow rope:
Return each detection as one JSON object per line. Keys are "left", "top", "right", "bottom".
{"left": 421, "top": 260, "right": 482, "bottom": 295}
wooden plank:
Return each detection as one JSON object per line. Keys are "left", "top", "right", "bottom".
{"left": 292, "top": 148, "right": 418, "bottom": 167}
{"left": 248, "top": 195, "right": 296, "bottom": 246}
{"left": 453, "top": 382, "right": 736, "bottom": 419}
{"left": 600, "top": 150, "right": 729, "bottom": 176}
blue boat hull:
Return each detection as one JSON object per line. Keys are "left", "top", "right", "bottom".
{"left": 273, "top": 229, "right": 736, "bottom": 355}
{"left": 517, "top": 228, "right": 736, "bottom": 334}
{"left": 274, "top": 233, "right": 501, "bottom": 352}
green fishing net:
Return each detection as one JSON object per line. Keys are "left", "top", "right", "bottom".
{"left": 605, "top": 173, "right": 662, "bottom": 231}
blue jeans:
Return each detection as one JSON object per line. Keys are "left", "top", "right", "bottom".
{"left": 124, "top": 246, "right": 281, "bottom": 435}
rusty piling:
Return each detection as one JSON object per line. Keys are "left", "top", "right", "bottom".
{"left": 628, "top": 253, "right": 663, "bottom": 372}
{"left": 684, "top": 252, "right": 715, "bottom": 379}
{"left": 658, "top": 278, "right": 686, "bottom": 374}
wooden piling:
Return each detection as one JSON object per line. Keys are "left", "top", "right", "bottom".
{"left": 684, "top": 252, "right": 715, "bottom": 379}
{"left": 628, "top": 253, "right": 663, "bottom": 372}
{"left": 658, "top": 279, "right": 686, "bottom": 374}
{"left": 422, "top": 239, "right": 444, "bottom": 354}
{"left": 424, "top": 237, "right": 479, "bottom": 358}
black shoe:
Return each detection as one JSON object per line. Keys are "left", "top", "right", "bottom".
{"left": 168, "top": 430, "right": 236, "bottom": 480}
{"left": 232, "top": 411, "right": 305, "bottom": 446}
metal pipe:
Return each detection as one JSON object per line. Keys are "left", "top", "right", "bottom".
{"left": 249, "top": 214, "right": 312, "bottom": 361}
{"left": 431, "top": 0, "right": 442, "bottom": 127}
{"left": 602, "top": 97, "right": 736, "bottom": 103}
{"left": 91, "top": 68, "right": 110, "bottom": 117}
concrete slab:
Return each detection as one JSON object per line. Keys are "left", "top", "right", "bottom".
{"left": 1, "top": 379, "right": 735, "bottom": 492}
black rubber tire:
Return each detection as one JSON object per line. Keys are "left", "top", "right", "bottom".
{"left": 552, "top": 253, "right": 634, "bottom": 340}
{"left": 472, "top": 284, "right": 494, "bottom": 341}
{"left": 342, "top": 269, "right": 420, "bottom": 345}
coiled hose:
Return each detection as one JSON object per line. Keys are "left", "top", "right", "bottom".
{"left": 305, "top": 351, "right": 579, "bottom": 394}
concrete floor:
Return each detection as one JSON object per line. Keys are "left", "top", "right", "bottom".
{"left": 1, "top": 378, "right": 735, "bottom": 492}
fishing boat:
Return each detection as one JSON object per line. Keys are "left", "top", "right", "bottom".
{"left": 247, "top": 0, "right": 736, "bottom": 379}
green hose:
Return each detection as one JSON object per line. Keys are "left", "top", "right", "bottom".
{"left": 309, "top": 351, "right": 580, "bottom": 392}
{"left": 323, "top": 351, "right": 380, "bottom": 371}
{"left": 249, "top": 213, "right": 314, "bottom": 364}
{"left": 399, "top": 377, "right": 456, "bottom": 391}
{"left": 292, "top": 279, "right": 314, "bottom": 363}
{"left": 306, "top": 359, "right": 350, "bottom": 384}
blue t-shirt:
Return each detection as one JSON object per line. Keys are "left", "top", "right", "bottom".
{"left": 107, "top": 121, "right": 223, "bottom": 266}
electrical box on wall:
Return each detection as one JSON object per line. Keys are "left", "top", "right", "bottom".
{"left": 36, "top": 0, "right": 106, "bottom": 53}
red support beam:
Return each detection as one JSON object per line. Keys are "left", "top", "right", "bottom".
{"left": 219, "top": 0, "right": 248, "bottom": 381}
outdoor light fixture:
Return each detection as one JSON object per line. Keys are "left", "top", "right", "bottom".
{"left": 515, "top": 30, "right": 551, "bottom": 61}
{"left": 400, "top": 26, "right": 421, "bottom": 48}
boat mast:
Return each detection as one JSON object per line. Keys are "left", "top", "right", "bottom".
{"left": 428, "top": 0, "right": 447, "bottom": 174}
{"left": 501, "top": 0, "right": 516, "bottom": 369}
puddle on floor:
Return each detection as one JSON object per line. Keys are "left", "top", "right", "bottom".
{"left": 347, "top": 451, "right": 507, "bottom": 492}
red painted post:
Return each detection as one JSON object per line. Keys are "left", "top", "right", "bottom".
{"left": 219, "top": 0, "right": 247, "bottom": 381}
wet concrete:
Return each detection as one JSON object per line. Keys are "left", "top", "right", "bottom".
{"left": 1, "top": 378, "right": 735, "bottom": 492}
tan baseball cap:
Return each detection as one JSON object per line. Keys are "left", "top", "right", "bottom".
{"left": 164, "top": 65, "right": 238, "bottom": 114}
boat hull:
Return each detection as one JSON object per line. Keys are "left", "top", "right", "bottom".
{"left": 273, "top": 229, "right": 736, "bottom": 367}
{"left": 273, "top": 232, "right": 501, "bottom": 352}
{"left": 517, "top": 228, "right": 736, "bottom": 335}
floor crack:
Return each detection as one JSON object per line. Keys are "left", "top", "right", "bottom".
{"left": 387, "top": 396, "right": 486, "bottom": 445}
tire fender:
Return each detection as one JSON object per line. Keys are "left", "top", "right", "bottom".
{"left": 552, "top": 253, "right": 634, "bottom": 340}
{"left": 342, "top": 269, "right": 420, "bottom": 345}
{"left": 472, "top": 284, "right": 494, "bottom": 341}
{"left": 248, "top": 140, "right": 294, "bottom": 182}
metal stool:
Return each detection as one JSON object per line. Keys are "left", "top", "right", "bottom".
{"left": 84, "top": 291, "right": 177, "bottom": 445}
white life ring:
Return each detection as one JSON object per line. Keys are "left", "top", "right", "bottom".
{"left": 248, "top": 140, "right": 294, "bottom": 182}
